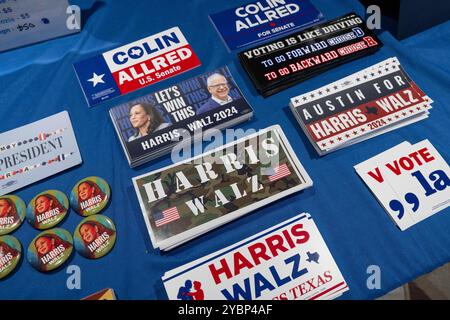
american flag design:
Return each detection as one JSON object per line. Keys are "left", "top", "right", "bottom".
{"left": 154, "top": 206, "right": 180, "bottom": 227}
{"left": 269, "top": 163, "right": 291, "bottom": 182}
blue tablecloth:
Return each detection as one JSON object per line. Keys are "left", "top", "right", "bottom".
{"left": 1, "top": 0, "right": 449, "bottom": 300}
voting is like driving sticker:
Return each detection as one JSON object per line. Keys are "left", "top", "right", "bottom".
{"left": 27, "top": 190, "right": 69, "bottom": 230}
{"left": 70, "top": 177, "right": 111, "bottom": 216}
{"left": 27, "top": 228, "right": 73, "bottom": 272}
{"left": 0, "top": 235, "right": 21, "bottom": 280}
{"left": 0, "top": 195, "right": 26, "bottom": 235}
{"left": 74, "top": 215, "right": 116, "bottom": 259}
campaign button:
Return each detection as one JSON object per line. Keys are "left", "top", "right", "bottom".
{"left": 26, "top": 190, "right": 69, "bottom": 230}
{"left": 27, "top": 228, "right": 73, "bottom": 272}
{"left": 70, "top": 177, "right": 111, "bottom": 216}
{"left": 74, "top": 215, "right": 116, "bottom": 259}
{"left": 0, "top": 195, "right": 26, "bottom": 235}
{"left": 0, "top": 235, "right": 21, "bottom": 280}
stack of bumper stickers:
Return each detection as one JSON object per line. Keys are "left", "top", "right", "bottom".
{"left": 355, "top": 140, "right": 450, "bottom": 230}
{"left": 209, "top": 0, "right": 324, "bottom": 51}
{"left": 0, "top": 111, "right": 82, "bottom": 196}
{"left": 239, "top": 13, "right": 382, "bottom": 97}
{"left": 162, "top": 213, "right": 348, "bottom": 300}
{"left": 133, "top": 125, "right": 313, "bottom": 251}
{"left": 110, "top": 66, "right": 254, "bottom": 167}
{"left": 290, "top": 57, "right": 433, "bottom": 155}
{"left": 74, "top": 27, "right": 201, "bottom": 107}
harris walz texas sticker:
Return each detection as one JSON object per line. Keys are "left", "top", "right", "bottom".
{"left": 70, "top": 177, "right": 111, "bottom": 216}
{"left": 27, "top": 190, "right": 69, "bottom": 230}
{"left": 74, "top": 215, "right": 116, "bottom": 259}
{"left": 0, "top": 235, "right": 21, "bottom": 280}
{"left": 27, "top": 228, "right": 73, "bottom": 272}
{"left": 0, "top": 195, "right": 26, "bottom": 235}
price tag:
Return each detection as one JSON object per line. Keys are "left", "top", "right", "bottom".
{"left": 0, "top": 0, "right": 80, "bottom": 52}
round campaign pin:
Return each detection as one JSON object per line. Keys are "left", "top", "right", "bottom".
{"left": 26, "top": 190, "right": 69, "bottom": 230}
{"left": 0, "top": 195, "right": 26, "bottom": 235}
{"left": 70, "top": 177, "right": 111, "bottom": 217}
{"left": 27, "top": 228, "right": 73, "bottom": 272}
{"left": 74, "top": 215, "right": 116, "bottom": 259}
{"left": 0, "top": 235, "right": 21, "bottom": 280}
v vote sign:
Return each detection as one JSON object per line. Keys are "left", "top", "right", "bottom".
{"left": 355, "top": 140, "right": 450, "bottom": 230}
{"left": 74, "top": 27, "right": 201, "bottom": 107}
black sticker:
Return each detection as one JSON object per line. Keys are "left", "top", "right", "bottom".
{"left": 239, "top": 13, "right": 383, "bottom": 96}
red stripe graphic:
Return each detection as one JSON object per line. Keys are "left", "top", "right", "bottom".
{"left": 155, "top": 207, "right": 180, "bottom": 227}
{"left": 112, "top": 44, "right": 201, "bottom": 94}
{"left": 269, "top": 164, "right": 291, "bottom": 182}
{"left": 308, "top": 281, "right": 346, "bottom": 300}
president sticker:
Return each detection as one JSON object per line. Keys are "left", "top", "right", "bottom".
{"left": 74, "top": 215, "right": 116, "bottom": 259}
{"left": 70, "top": 177, "right": 111, "bottom": 216}
{"left": 0, "top": 195, "right": 26, "bottom": 235}
{"left": 0, "top": 235, "right": 21, "bottom": 280}
{"left": 27, "top": 228, "right": 73, "bottom": 272}
{"left": 27, "top": 190, "right": 69, "bottom": 230}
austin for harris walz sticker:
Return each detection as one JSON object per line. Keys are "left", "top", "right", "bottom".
{"left": 74, "top": 27, "right": 201, "bottom": 107}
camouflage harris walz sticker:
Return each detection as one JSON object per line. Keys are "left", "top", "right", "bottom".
{"left": 26, "top": 190, "right": 69, "bottom": 230}
{"left": 70, "top": 177, "right": 111, "bottom": 216}
{"left": 0, "top": 195, "right": 26, "bottom": 235}
{"left": 133, "top": 125, "right": 311, "bottom": 247}
{"left": 27, "top": 228, "right": 73, "bottom": 272}
{"left": 74, "top": 215, "right": 116, "bottom": 259}
{"left": 0, "top": 235, "right": 21, "bottom": 280}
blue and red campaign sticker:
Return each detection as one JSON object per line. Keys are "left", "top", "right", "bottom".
{"left": 209, "top": 0, "right": 324, "bottom": 51}
{"left": 74, "top": 26, "right": 201, "bottom": 107}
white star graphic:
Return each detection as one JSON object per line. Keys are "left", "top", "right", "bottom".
{"left": 88, "top": 72, "right": 105, "bottom": 87}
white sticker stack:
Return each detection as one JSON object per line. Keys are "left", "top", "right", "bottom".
{"left": 355, "top": 140, "right": 450, "bottom": 230}
{"left": 290, "top": 57, "right": 433, "bottom": 155}
{"left": 132, "top": 126, "right": 313, "bottom": 251}
{"left": 162, "top": 213, "right": 349, "bottom": 300}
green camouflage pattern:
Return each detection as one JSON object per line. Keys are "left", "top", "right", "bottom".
{"left": 135, "top": 128, "right": 308, "bottom": 243}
